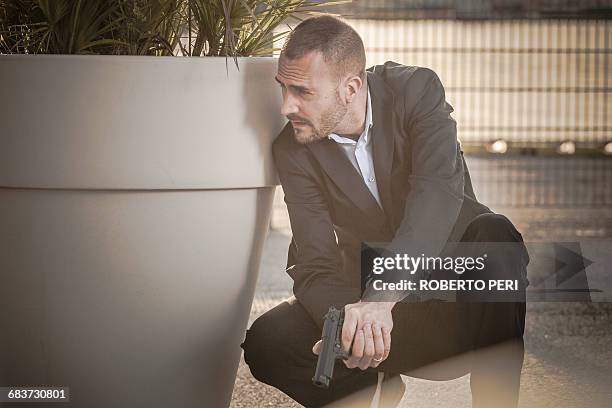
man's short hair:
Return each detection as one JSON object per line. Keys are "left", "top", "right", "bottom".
{"left": 281, "top": 15, "right": 366, "bottom": 81}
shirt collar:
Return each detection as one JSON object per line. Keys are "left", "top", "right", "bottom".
{"left": 327, "top": 86, "right": 373, "bottom": 145}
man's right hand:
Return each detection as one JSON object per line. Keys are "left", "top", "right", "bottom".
{"left": 341, "top": 301, "right": 394, "bottom": 370}
{"left": 312, "top": 301, "right": 394, "bottom": 369}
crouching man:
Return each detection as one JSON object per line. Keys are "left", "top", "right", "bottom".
{"left": 241, "top": 15, "right": 528, "bottom": 408}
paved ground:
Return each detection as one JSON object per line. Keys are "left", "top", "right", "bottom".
{"left": 230, "top": 177, "right": 612, "bottom": 407}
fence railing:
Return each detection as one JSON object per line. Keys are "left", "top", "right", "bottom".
{"left": 348, "top": 19, "right": 610, "bottom": 149}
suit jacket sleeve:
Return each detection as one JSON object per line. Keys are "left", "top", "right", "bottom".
{"left": 363, "top": 68, "right": 464, "bottom": 302}
{"left": 273, "top": 140, "right": 361, "bottom": 328}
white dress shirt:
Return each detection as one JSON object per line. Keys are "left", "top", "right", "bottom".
{"left": 327, "top": 88, "right": 382, "bottom": 208}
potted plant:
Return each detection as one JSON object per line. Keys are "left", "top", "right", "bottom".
{"left": 0, "top": 1, "right": 339, "bottom": 407}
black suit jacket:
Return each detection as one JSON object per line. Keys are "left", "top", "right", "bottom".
{"left": 272, "top": 62, "right": 491, "bottom": 328}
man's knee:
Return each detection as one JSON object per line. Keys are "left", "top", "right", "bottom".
{"left": 241, "top": 311, "right": 283, "bottom": 384}
{"left": 463, "top": 213, "right": 523, "bottom": 243}
{"left": 461, "top": 213, "right": 529, "bottom": 288}
{"left": 240, "top": 299, "right": 315, "bottom": 384}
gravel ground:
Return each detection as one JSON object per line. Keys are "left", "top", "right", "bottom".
{"left": 230, "top": 178, "right": 612, "bottom": 408}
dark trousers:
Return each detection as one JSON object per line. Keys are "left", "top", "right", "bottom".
{"left": 241, "top": 213, "right": 528, "bottom": 407}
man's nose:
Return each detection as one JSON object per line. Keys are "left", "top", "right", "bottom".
{"left": 280, "top": 93, "right": 299, "bottom": 117}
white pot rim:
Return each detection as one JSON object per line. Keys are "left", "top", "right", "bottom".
{"left": 1, "top": 54, "right": 284, "bottom": 190}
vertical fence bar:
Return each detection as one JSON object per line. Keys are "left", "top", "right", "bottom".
{"left": 527, "top": 18, "right": 534, "bottom": 206}
{"left": 562, "top": 18, "right": 571, "bottom": 207}
{"left": 594, "top": 20, "right": 600, "bottom": 206}
{"left": 584, "top": 19, "right": 591, "bottom": 206}
{"left": 535, "top": 19, "right": 544, "bottom": 206}
{"left": 605, "top": 20, "right": 610, "bottom": 207}
{"left": 545, "top": 19, "right": 553, "bottom": 206}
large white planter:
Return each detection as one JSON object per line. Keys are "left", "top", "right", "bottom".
{"left": 0, "top": 55, "right": 284, "bottom": 407}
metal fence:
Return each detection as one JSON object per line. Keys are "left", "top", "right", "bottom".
{"left": 329, "top": 0, "right": 612, "bottom": 20}
{"left": 316, "top": 1, "right": 612, "bottom": 207}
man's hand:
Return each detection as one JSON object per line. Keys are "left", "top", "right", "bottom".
{"left": 312, "top": 301, "right": 395, "bottom": 370}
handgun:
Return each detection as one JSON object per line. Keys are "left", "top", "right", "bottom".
{"left": 312, "top": 306, "right": 349, "bottom": 388}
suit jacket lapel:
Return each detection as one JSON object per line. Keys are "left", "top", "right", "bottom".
{"left": 306, "top": 138, "right": 386, "bottom": 220}
{"left": 304, "top": 70, "right": 397, "bottom": 225}
{"left": 367, "top": 70, "right": 396, "bottom": 227}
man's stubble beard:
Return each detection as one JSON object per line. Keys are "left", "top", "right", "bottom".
{"left": 294, "top": 90, "right": 348, "bottom": 145}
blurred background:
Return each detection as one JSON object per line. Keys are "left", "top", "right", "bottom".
{"left": 234, "top": 1, "right": 612, "bottom": 407}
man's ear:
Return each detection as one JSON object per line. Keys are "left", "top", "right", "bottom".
{"left": 343, "top": 74, "right": 364, "bottom": 103}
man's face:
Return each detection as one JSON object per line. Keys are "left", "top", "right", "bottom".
{"left": 276, "top": 51, "right": 348, "bottom": 144}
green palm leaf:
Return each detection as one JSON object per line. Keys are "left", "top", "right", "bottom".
{"left": 0, "top": 0, "right": 350, "bottom": 56}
